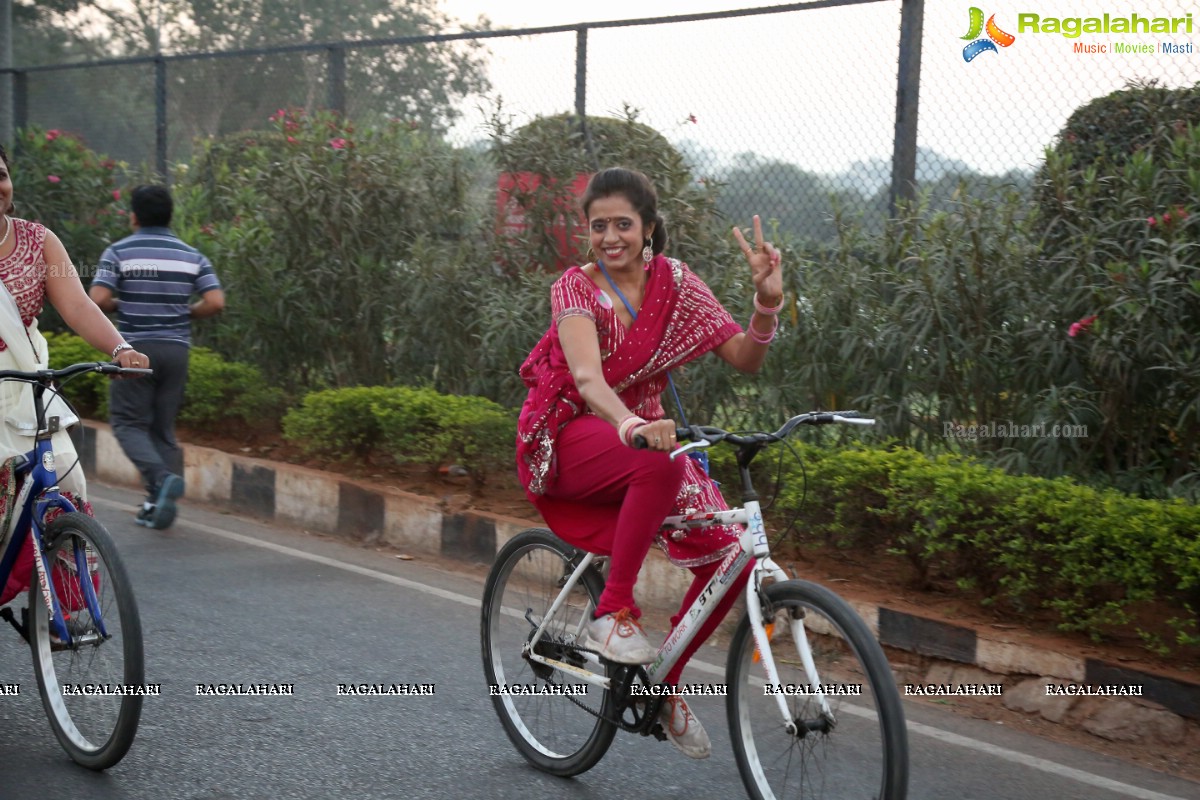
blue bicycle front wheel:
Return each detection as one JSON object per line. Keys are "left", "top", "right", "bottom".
{"left": 28, "top": 512, "right": 145, "bottom": 770}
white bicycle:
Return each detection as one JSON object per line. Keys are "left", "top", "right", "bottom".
{"left": 481, "top": 411, "right": 909, "bottom": 799}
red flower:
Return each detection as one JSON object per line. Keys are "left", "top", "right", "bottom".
{"left": 329, "top": 137, "right": 348, "bottom": 150}
{"left": 45, "top": 129, "right": 61, "bottom": 142}
{"left": 101, "top": 159, "right": 116, "bottom": 170}
{"left": 1148, "top": 216, "right": 1157, "bottom": 226}
{"left": 47, "top": 174, "right": 61, "bottom": 183}
{"left": 1163, "top": 212, "right": 1173, "bottom": 224}
{"left": 1068, "top": 314, "right": 1098, "bottom": 338}
{"left": 112, "top": 189, "right": 121, "bottom": 201}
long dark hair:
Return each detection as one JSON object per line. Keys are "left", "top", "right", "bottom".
{"left": 580, "top": 167, "right": 668, "bottom": 255}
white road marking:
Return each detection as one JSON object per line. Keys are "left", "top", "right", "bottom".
{"left": 95, "top": 497, "right": 1194, "bottom": 800}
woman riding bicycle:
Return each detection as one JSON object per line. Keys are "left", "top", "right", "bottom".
{"left": 0, "top": 144, "right": 147, "bottom": 605}
{"left": 516, "top": 167, "right": 783, "bottom": 760}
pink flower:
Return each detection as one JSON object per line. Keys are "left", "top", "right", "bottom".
{"left": 687, "top": 114, "right": 698, "bottom": 124}
{"left": 47, "top": 175, "right": 61, "bottom": 183}
{"left": 1163, "top": 212, "right": 1173, "bottom": 225}
{"left": 45, "top": 129, "right": 61, "bottom": 141}
{"left": 112, "top": 189, "right": 121, "bottom": 201}
{"left": 329, "top": 137, "right": 348, "bottom": 150}
{"left": 286, "top": 136, "right": 297, "bottom": 144}
{"left": 1148, "top": 216, "right": 1157, "bottom": 226}
{"left": 1067, "top": 314, "right": 1098, "bottom": 338}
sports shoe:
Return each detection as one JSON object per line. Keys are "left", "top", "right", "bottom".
{"left": 660, "top": 695, "right": 711, "bottom": 759}
{"left": 583, "top": 608, "right": 658, "bottom": 664}
{"left": 149, "top": 473, "right": 185, "bottom": 530}
{"left": 135, "top": 504, "right": 155, "bottom": 528}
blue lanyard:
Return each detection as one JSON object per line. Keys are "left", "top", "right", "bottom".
{"left": 595, "top": 259, "right": 690, "bottom": 428}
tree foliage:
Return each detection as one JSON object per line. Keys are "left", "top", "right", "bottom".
{"left": 16, "top": 0, "right": 491, "bottom": 158}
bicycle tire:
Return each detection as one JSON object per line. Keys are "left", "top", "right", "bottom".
{"left": 727, "top": 579, "right": 908, "bottom": 800}
{"left": 28, "top": 512, "right": 144, "bottom": 770}
{"left": 480, "top": 527, "right": 618, "bottom": 776}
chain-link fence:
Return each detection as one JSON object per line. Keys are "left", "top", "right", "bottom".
{"left": 5, "top": 0, "right": 1200, "bottom": 240}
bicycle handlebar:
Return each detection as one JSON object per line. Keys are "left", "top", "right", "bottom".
{"left": 0, "top": 361, "right": 153, "bottom": 383}
{"left": 632, "top": 411, "right": 875, "bottom": 451}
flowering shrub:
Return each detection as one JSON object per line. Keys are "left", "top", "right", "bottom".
{"left": 1034, "top": 84, "right": 1200, "bottom": 498}
{"left": 176, "top": 108, "right": 487, "bottom": 390}
{"left": 11, "top": 126, "right": 128, "bottom": 282}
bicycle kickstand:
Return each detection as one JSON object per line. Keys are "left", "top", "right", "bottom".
{"left": 0, "top": 606, "right": 29, "bottom": 643}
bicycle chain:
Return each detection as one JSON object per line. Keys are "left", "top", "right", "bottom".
{"left": 535, "top": 637, "right": 662, "bottom": 734}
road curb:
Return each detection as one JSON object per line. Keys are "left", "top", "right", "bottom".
{"left": 73, "top": 421, "right": 1200, "bottom": 731}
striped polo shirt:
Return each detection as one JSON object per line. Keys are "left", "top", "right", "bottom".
{"left": 93, "top": 226, "right": 221, "bottom": 346}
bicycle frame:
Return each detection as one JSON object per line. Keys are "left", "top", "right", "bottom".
{"left": 0, "top": 405, "right": 93, "bottom": 647}
{"left": 523, "top": 499, "right": 833, "bottom": 735}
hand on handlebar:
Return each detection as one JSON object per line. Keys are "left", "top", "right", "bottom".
{"left": 112, "top": 347, "right": 151, "bottom": 379}
{"left": 630, "top": 419, "right": 678, "bottom": 452}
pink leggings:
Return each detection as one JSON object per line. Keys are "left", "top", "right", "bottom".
{"left": 540, "top": 414, "right": 752, "bottom": 685}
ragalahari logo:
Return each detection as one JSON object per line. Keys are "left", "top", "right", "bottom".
{"left": 962, "top": 7, "right": 1016, "bottom": 61}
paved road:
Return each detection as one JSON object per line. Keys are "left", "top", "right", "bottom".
{"left": 0, "top": 484, "right": 1197, "bottom": 800}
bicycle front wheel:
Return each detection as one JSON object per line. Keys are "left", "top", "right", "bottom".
{"left": 727, "top": 580, "right": 908, "bottom": 800}
{"left": 28, "top": 512, "right": 144, "bottom": 770}
{"left": 480, "top": 528, "right": 617, "bottom": 776}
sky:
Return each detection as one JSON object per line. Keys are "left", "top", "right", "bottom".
{"left": 431, "top": 1, "right": 1200, "bottom": 180}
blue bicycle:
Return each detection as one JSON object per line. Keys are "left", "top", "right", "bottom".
{"left": 0, "top": 361, "right": 147, "bottom": 769}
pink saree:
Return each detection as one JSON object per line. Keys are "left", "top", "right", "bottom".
{"left": 516, "top": 254, "right": 745, "bottom": 566}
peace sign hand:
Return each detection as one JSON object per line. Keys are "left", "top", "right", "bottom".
{"left": 732, "top": 215, "right": 783, "bottom": 306}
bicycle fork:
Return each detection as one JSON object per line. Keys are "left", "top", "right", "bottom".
{"left": 748, "top": 559, "right": 835, "bottom": 737}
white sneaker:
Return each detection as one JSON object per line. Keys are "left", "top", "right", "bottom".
{"left": 583, "top": 608, "right": 658, "bottom": 664}
{"left": 660, "top": 695, "right": 711, "bottom": 759}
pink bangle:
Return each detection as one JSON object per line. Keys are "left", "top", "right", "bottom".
{"left": 617, "top": 414, "right": 647, "bottom": 447}
{"left": 754, "top": 293, "right": 784, "bottom": 316}
{"left": 747, "top": 315, "right": 778, "bottom": 345}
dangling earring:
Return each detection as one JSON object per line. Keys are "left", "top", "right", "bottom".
{"left": 642, "top": 238, "right": 653, "bottom": 266}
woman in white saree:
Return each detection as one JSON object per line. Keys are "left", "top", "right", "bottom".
{"left": 0, "top": 144, "right": 147, "bottom": 510}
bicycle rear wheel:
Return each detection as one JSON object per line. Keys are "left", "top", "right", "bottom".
{"left": 727, "top": 580, "right": 908, "bottom": 800}
{"left": 480, "top": 528, "right": 617, "bottom": 776}
{"left": 28, "top": 512, "right": 144, "bottom": 770}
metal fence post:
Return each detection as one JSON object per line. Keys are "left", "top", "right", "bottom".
{"left": 0, "top": 0, "right": 11, "bottom": 146}
{"left": 12, "top": 68, "right": 23, "bottom": 139}
{"left": 327, "top": 45, "right": 346, "bottom": 116}
{"left": 889, "top": 0, "right": 924, "bottom": 217}
{"left": 575, "top": 26, "right": 598, "bottom": 168}
{"left": 155, "top": 54, "right": 168, "bottom": 179}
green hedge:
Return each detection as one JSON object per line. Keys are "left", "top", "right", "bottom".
{"left": 180, "top": 347, "right": 287, "bottom": 431}
{"left": 281, "top": 385, "right": 516, "bottom": 486}
{"left": 770, "top": 442, "right": 1200, "bottom": 656}
{"left": 44, "top": 333, "right": 284, "bottom": 431}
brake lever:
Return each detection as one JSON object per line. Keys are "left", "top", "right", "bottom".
{"left": 668, "top": 440, "right": 711, "bottom": 461}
